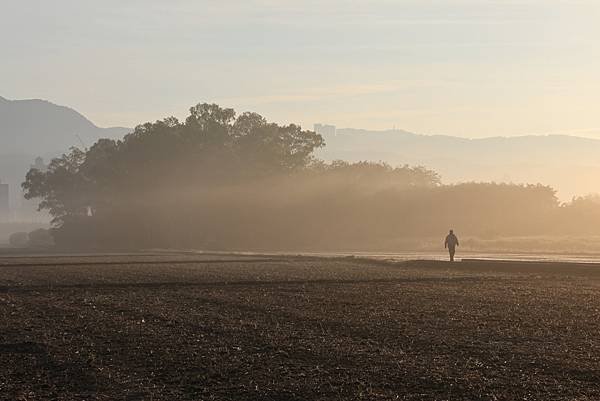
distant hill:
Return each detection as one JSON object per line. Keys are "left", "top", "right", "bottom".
{"left": 0, "top": 95, "right": 130, "bottom": 155}
{"left": 315, "top": 128, "right": 600, "bottom": 200}
{"left": 0, "top": 96, "right": 131, "bottom": 219}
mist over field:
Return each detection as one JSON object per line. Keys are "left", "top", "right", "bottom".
{"left": 1, "top": 1, "right": 600, "bottom": 254}
{"left": 4, "top": 102, "right": 598, "bottom": 253}
{"left": 5, "top": 97, "right": 600, "bottom": 253}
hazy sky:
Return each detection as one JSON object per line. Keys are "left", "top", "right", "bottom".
{"left": 2, "top": 0, "right": 600, "bottom": 137}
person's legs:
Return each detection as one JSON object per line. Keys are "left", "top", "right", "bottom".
{"left": 449, "top": 248, "right": 455, "bottom": 261}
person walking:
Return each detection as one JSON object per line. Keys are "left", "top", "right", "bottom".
{"left": 444, "top": 229, "right": 459, "bottom": 261}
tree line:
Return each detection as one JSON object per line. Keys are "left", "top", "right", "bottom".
{"left": 22, "top": 103, "right": 600, "bottom": 250}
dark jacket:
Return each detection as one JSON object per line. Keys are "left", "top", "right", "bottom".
{"left": 445, "top": 233, "right": 459, "bottom": 249}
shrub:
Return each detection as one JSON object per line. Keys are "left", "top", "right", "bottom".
{"left": 9, "top": 232, "right": 29, "bottom": 247}
{"left": 27, "top": 228, "right": 54, "bottom": 248}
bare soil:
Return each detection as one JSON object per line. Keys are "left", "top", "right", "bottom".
{"left": 1, "top": 254, "right": 600, "bottom": 400}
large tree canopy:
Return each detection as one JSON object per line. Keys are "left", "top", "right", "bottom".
{"left": 24, "top": 104, "right": 327, "bottom": 226}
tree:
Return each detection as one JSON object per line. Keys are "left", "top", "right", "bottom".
{"left": 22, "top": 147, "right": 88, "bottom": 226}
{"left": 21, "top": 103, "right": 326, "bottom": 247}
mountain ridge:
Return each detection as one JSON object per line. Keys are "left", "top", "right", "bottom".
{"left": 0, "top": 96, "right": 130, "bottom": 155}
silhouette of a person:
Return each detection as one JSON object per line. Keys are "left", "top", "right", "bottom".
{"left": 444, "top": 229, "right": 459, "bottom": 261}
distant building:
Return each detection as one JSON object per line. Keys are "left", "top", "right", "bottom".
{"left": 30, "top": 156, "right": 47, "bottom": 172}
{"left": 18, "top": 157, "right": 49, "bottom": 222}
{"left": 314, "top": 123, "right": 336, "bottom": 137}
{"left": 0, "top": 181, "right": 9, "bottom": 221}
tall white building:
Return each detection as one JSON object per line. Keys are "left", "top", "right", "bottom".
{"left": 18, "top": 157, "right": 49, "bottom": 222}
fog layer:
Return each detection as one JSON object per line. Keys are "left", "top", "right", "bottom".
{"left": 22, "top": 104, "right": 600, "bottom": 252}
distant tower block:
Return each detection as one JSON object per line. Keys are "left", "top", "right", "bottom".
{"left": 31, "top": 156, "right": 47, "bottom": 172}
{"left": 314, "top": 123, "right": 336, "bottom": 137}
{"left": 0, "top": 181, "right": 9, "bottom": 221}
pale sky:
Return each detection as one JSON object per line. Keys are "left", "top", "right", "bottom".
{"left": 2, "top": 0, "right": 600, "bottom": 137}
